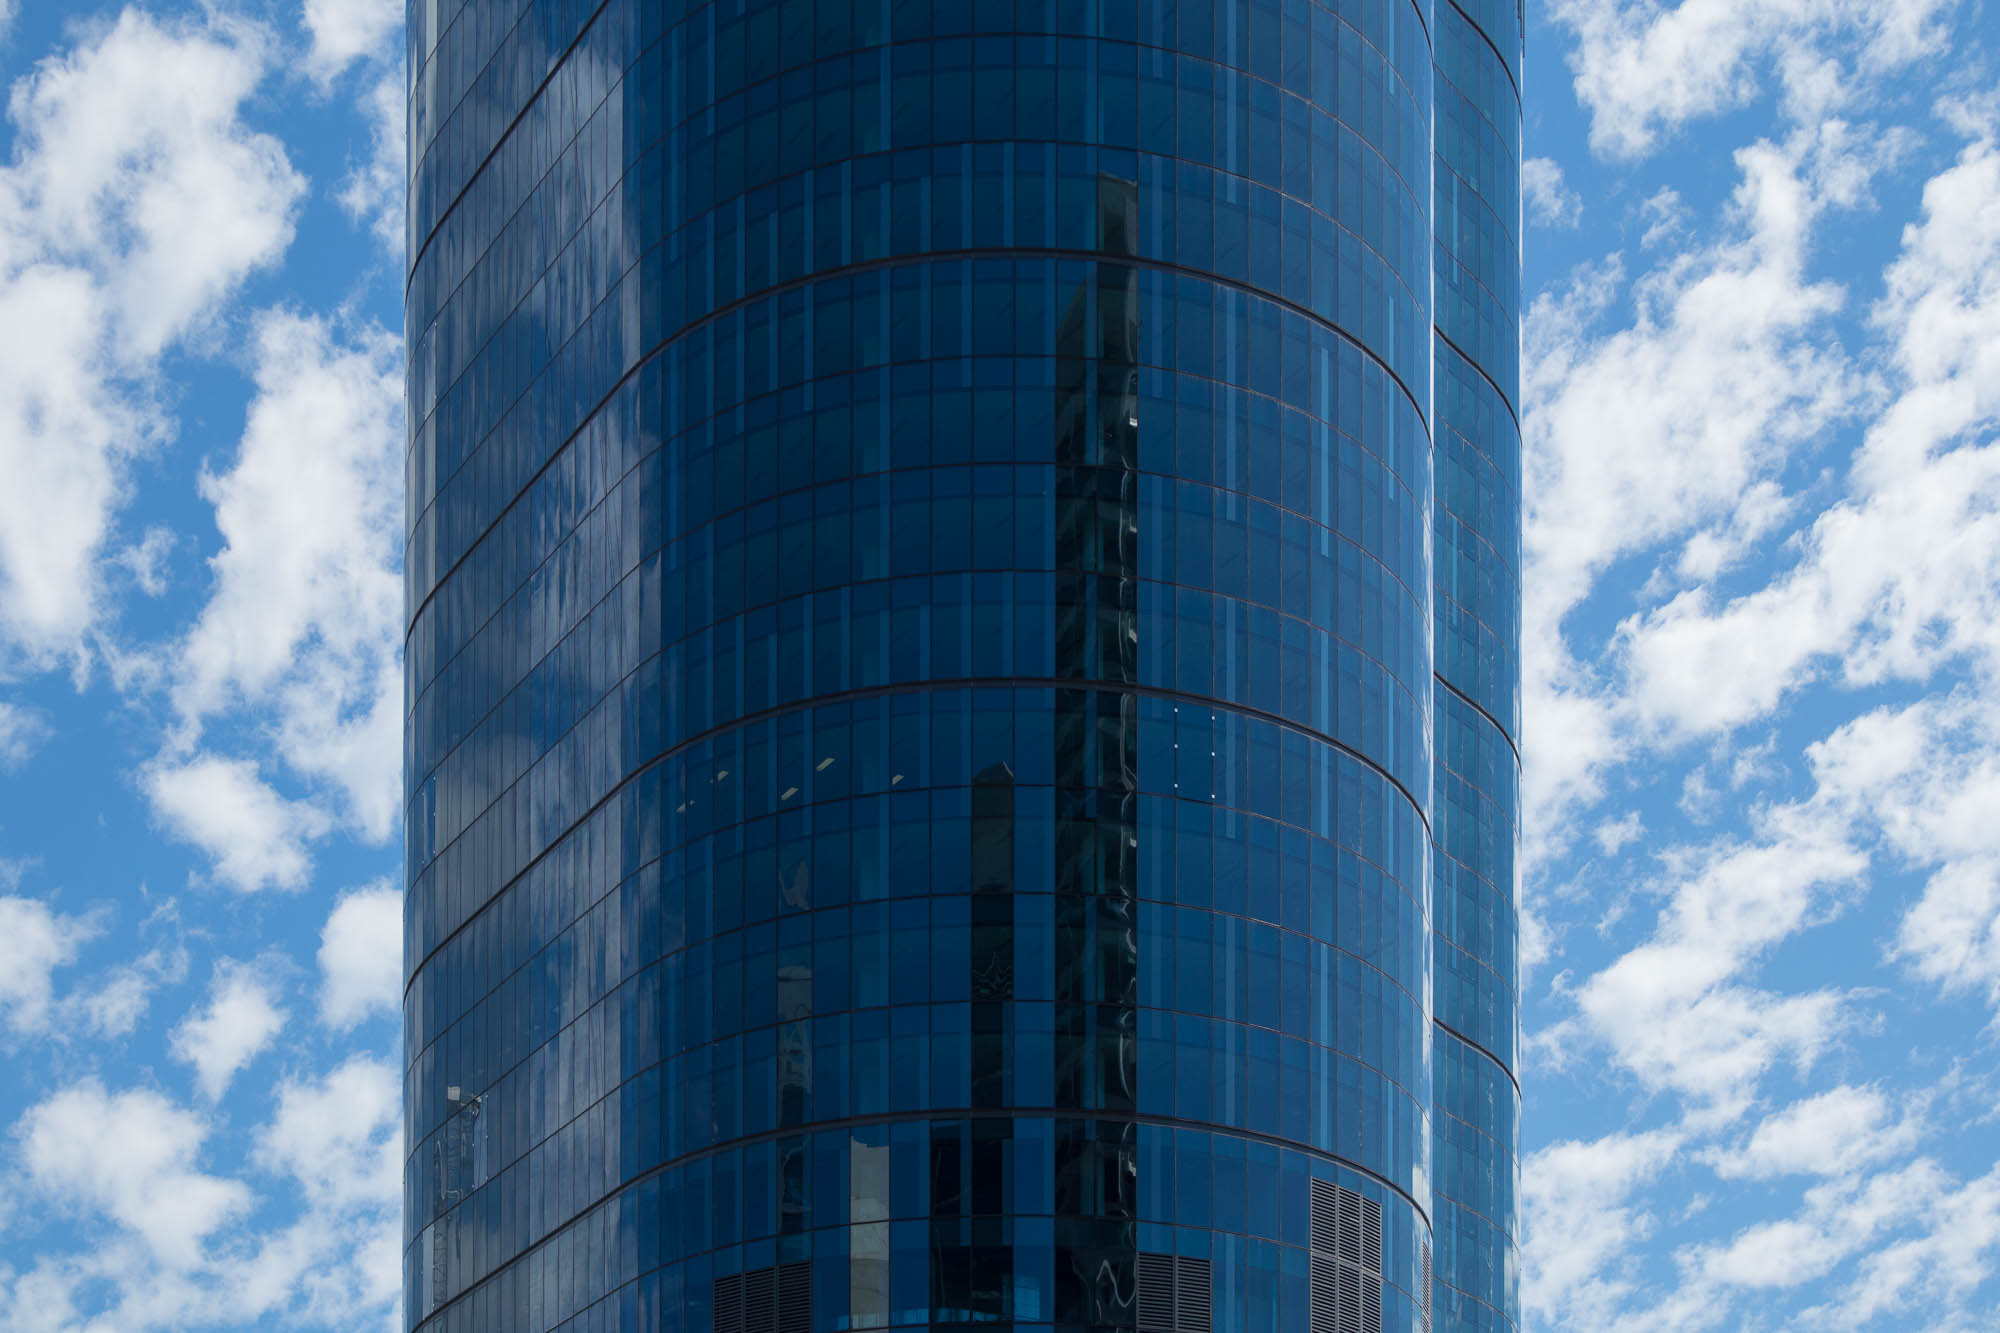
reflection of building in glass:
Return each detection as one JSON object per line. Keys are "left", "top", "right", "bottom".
{"left": 402, "top": 4, "right": 1521, "bottom": 1332}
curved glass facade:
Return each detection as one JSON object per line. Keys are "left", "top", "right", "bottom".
{"left": 1429, "top": 4, "right": 1521, "bottom": 1332}
{"left": 402, "top": 2, "right": 1518, "bottom": 1332}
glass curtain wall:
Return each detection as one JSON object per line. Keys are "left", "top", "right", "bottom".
{"left": 399, "top": 3, "right": 1506, "bottom": 1332}
{"left": 1427, "top": 3, "right": 1521, "bottom": 1331}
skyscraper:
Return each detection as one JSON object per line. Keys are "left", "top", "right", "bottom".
{"left": 402, "top": 3, "right": 1520, "bottom": 1332}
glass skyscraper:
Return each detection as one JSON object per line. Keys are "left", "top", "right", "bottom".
{"left": 402, "top": 3, "right": 1519, "bottom": 1332}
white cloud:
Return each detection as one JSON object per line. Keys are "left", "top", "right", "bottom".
{"left": 1524, "top": 156, "right": 1584, "bottom": 227}
{"left": 1524, "top": 1129, "right": 1685, "bottom": 1328}
{"left": 1697, "top": 1158, "right": 1949, "bottom": 1290}
{"left": 0, "top": 1055, "right": 400, "bottom": 1331}
{"left": 1519, "top": 121, "right": 1939, "bottom": 863}
{"left": 336, "top": 68, "right": 405, "bottom": 256}
{"left": 143, "top": 754, "right": 330, "bottom": 893}
{"left": 12, "top": 1079, "right": 249, "bottom": 1268}
{"left": 1813, "top": 1162, "right": 2000, "bottom": 1326}
{"left": 255, "top": 1056, "right": 399, "bottom": 1214}
{"left": 170, "top": 960, "right": 286, "bottom": 1101}
{"left": 1550, "top": 0, "right": 1951, "bottom": 158}
{"left": 175, "top": 310, "right": 403, "bottom": 844}
{"left": 1522, "top": 133, "right": 1862, "bottom": 856}
{"left": 1594, "top": 810, "right": 1645, "bottom": 855}
{"left": 1896, "top": 858, "right": 2000, "bottom": 1013}
{"left": 1536, "top": 694, "right": 1992, "bottom": 1119}
{"left": 0, "top": 701, "right": 51, "bottom": 769}
{"left": 1593, "top": 121, "right": 2000, "bottom": 741}
{"left": 236, "top": 1057, "right": 402, "bottom": 1326}
{"left": 317, "top": 882, "right": 401, "bottom": 1029}
{"left": 113, "top": 525, "right": 176, "bottom": 597}
{"left": 1638, "top": 187, "right": 1689, "bottom": 248}
{"left": 0, "top": 9, "right": 302, "bottom": 666}
{"left": 301, "top": 0, "right": 401, "bottom": 86}
{"left": 0, "top": 895, "right": 98, "bottom": 1035}
{"left": 1700, "top": 1085, "right": 1923, "bottom": 1180}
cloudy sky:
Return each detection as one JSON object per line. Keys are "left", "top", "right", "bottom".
{"left": 0, "top": 0, "right": 1993, "bottom": 1329}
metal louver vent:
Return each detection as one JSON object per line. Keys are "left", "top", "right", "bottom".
{"left": 714, "top": 1274, "right": 744, "bottom": 1333}
{"left": 1309, "top": 1180, "right": 1339, "bottom": 1253}
{"left": 778, "top": 1262, "right": 812, "bottom": 1333}
{"left": 1175, "top": 1256, "right": 1212, "bottom": 1333}
{"left": 744, "top": 1268, "right": 776, "bottom": 1333}
{"left": 1137, "top": 1253, "right": 1176, "bottom": 1332}
{"left": 1308, "top": 1253, "right": 1338, "bottom": 1333}
{"left": 1135, "top": 1252, "right": 1212, "bottom": 1332}
{"left": 1421, "top": 1242, "right": 1433, "bottom": 1333}
{"left": 1337, "top": 1265, "right": 1364, "bottom": 1333}
{"left": 717, "top": 1263, "right": 810, "bottom": 1333}
{"left": 1337, "top": 1189, "right": 1364, "bottom": 1267}
{"left": 1308, "top": 1179, "right": 1386, "bottom": 1333}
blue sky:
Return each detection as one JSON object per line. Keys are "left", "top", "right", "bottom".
{"left": 0, "top": 1, "right": 1994, "bottom": 1330}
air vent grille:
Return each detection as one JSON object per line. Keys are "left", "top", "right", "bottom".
{"left": 1136, "top": 1252, "right": 1212, "bottom": 1332}
{"left": 1308, "top": 1180, "right": 1387, "bottom": 1333}
{"left": 1421, "top": 1241, "right": 1433, "bottom": 1333}
{"left": 1175, "top": 1256, "right": 1213, "bottom": 1333}
{"left": 1137, "top": 1253, "right": 1175, "bottom": 1332}
{"left": 778, "top": 1262, "right": 812, "bottom": 1333}
{"left": 714, "top": 1274, "right": 744, "bottom": 1333}
{"left": 744, "top": 1268, "right": 775, "bottom": 1333}
{"left": 1310, "top": 1179, "right": 1339, "bottom": 1253}
{"left": 1308, "top": 1253, "right": 1338, "bottom": 1333}
{"left": 715, "top": 1262, "right": 812, "bottom": 1333}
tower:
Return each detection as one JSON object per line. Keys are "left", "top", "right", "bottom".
{"left": 402, "top": 3, "right": 1521, "bottom": 1331}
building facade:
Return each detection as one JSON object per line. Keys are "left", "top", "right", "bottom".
{"left": 402, "top": 2, "right": 1520, "bottom": 1332}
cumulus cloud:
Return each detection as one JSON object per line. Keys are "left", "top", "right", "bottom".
{"left": 1698, "top": 1158, "right": 1952, "bottom": 1291}
{"left": 1812, "top": 1162, "right": 2000, "bottom": 1326}
{"left": 143, "top": 754, "right": 330, "bottom": 893}
{"left": 1589, "top": 119, "right": 2000, "bottom": 760}
{"left": 113, "top": 525, "right": 176, "bottom": 597}
{"left": 170, "top": 960, "right": 286, "bottom": 1101}
{"left": 171, "top": 310, "right": 403, "bottom": 839}
{"left": 0, "top": 895, "right": 98, "bottom": 1036}
{"left": 0, "top": 701, "right": 51, "bottom": 770}
{"left": 337, "top": 68, "right": 407, "bottom": 257}
{"left": 1700, "top": 1085, "right": 1924, "bottom": 1180}
{"left": 0, "top": 10, "right": 302, "bottom": 665}
{"left": 12, "top": 1080, "right": 249, "bottom": 1267}
{"left": 301, "top": 0, "right": 400, "bottom": 86}
{"left": 255, "top": 1056, "right": 399, "bottom": 1214}
{"left": 1896, "top": 858, "right": 2000, "bottom": 1014}
{"left": 71, "top": 943, "right": 186, "bottom": 1039}
{"left": 1524, "top": 156, "right": 1584, "bottom": 228}
{"left": 1550, "top": 0, "right": 1952, "bottom": 158}
{"left": 1522, "top": 130, "right": 1863, "bottom": 857}
{"left": 1524, "top": 1129, "right": 1685, "bottom": 1327}
{"left": 1540, "top": 693, "right": 2000, "bottom": 1123}
{"left": 316, "top": 882, "right": 401, "bottom": 1029}
{"left": 238, "top": 1056, "right": 402, "bottom": 1321}
{"left": 2, "top": 1060, "right": 399, "bottom": 1330}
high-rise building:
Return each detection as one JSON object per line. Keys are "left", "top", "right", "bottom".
{"left": 1427, "top": 5, "right": 1521, "bottom": 1330}
{"left": 402, "top": 4, "right": 1520, "bottom": 1333}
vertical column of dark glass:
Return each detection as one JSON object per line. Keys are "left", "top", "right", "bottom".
{"left": 1429, "top": 2, "right": 1522, "bottom": 1330}
{"left": 1048, "top": 175, "right": 1142, "bottom": 1326}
